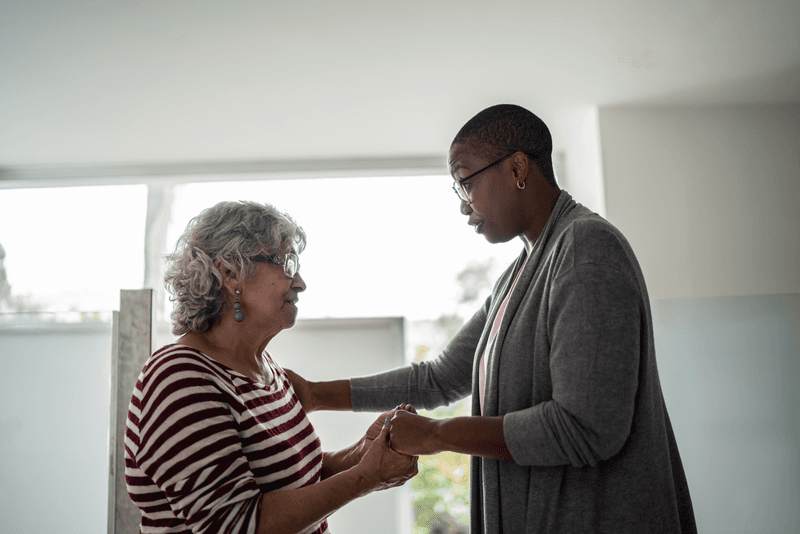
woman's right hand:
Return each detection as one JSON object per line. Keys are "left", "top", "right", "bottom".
{"left": 357, "top": 418, "right": 418, "bottom": 492}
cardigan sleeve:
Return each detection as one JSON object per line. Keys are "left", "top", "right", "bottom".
{"left": 350, "top": 295, "right": 490, "bottom": 412}
{"left": 504, "top": 262, "right": 642, "bottom": 467}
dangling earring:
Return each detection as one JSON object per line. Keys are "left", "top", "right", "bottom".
{"left": 517, "top": 180, "right": 526, "bottom": 190}
{"left": 233, "top": 289, "right": 245, "bottom": 322}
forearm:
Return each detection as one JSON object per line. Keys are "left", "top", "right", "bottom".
{"left": 320, "top": 446, "right": 359, "bottom": 479}
{"left": 390, "top": 411, "right": 513, "bottom": 460}
{"left": 310, "top": 379, "right": 352, "bottom": 411}
{"left": 259, "top": 422, "right": 416, "bottom": 533}
{"left": 257, "top": 466, "right": 369, "bottom": 534}
{"left": 433, "top": 416, "right": 513, "bottom": 460}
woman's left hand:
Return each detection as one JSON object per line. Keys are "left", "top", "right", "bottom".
{"left": 387, "top": 409, "right": 441, "bottom": 456}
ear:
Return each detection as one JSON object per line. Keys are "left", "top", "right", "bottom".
{"left": 509, "top": 151, "right": 530, "bottom": 183}
{"left": 217, "top": 261, "right": 241, "bottom": 296}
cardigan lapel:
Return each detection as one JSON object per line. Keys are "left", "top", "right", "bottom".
{"left": 480, "top": 190, "right": 577, "bottom": 417}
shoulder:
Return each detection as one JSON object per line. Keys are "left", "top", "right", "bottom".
{"left": 550, "top": 210, "right": 641, "bottom": 280}
{"left": 136, "top": 344, "right": 233, "bottom": 405}
{"left": 142, "top": 343, "right": 228, "bottom": 380}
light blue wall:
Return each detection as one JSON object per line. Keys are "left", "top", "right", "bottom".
{"left": 652, "top": 293, "right": 800, "bottom": 533}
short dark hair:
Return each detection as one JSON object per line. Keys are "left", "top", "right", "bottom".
{"left": 451, "top": 104, "right": 557, "bottom": 187}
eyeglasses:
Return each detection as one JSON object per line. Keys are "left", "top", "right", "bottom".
{"left": 250, "top": 252, "right": 300, "bottom": 278}
{"left": 451, "top": 152, "right": 515, "bottom": 203}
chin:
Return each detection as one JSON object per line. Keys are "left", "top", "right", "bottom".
{"left": 283, "top": 313, "right": 299, "bottom": 329}
{"left": 484, "top": 232, "right": 516, "bottom": 245}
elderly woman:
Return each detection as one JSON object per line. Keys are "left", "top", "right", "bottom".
{"left": 124, "top": 200, "right": 417, "bottom": 534}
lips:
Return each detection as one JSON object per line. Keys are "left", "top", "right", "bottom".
{"left": 469, "top": 220, "right": 484, "bottom": 234}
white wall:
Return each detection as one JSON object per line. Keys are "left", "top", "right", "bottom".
{"left": 266, "top": 317, "right": 411, "bottom": 534}
{"left": 549, "top": 105, "right": 606, "bottom": 217}
{"left": 599, "top": 104, "right": 800, "bottom": 299}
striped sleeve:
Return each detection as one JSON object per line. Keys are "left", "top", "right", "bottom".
{"left": 126, "top": 348, "right": 262, "bottom": 534}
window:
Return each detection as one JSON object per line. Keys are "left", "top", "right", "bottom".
{"left": 0, "top": 185, "right": 147, "bottom": 323}
{"left": 1, "top": 174, "right": 522, "bottom": 533}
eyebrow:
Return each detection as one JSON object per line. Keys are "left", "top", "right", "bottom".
{"left": 449, "top": 162, "right": 466, "bottom": 177}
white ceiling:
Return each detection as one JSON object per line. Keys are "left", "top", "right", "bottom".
{"left": 1, "top": 0, "right": 798, "bottom": 168}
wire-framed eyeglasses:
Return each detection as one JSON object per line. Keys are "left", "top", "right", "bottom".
{"left": 250, "top": 252, "right": 300, "bottom": 278}
{"left": 451, "top": 152, "right": 515, "bottom": 203}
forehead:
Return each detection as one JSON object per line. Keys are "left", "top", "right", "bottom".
{"left": 448, "top": 140, "right": 484, "bottom": 176}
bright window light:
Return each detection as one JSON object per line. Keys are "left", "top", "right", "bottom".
{"left": 0, "top": 185, "right": 148, "bottom": 319}
{"left": 167, "top": 175, "right": 521, "bottom": 321}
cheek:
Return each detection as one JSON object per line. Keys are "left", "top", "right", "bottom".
{"left": 250, "top": 282, "right": 284, "bottom": 306}
{"left": 471, "top": 196, "right": 497, "bottom": 222}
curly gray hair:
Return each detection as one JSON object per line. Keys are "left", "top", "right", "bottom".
{"left": 164, "top": 200, "right": 306, "bottom": 335}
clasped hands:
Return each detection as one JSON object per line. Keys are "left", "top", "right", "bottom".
{"left": 350, "top": 404, "right": 442, "bottom": 491}
{"left": 285, "top": 368, "right": 440, "bottom": 490}
{"left": 361, "top": 404, "right": 441, "bottom": 457}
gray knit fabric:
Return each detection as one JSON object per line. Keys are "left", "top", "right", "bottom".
{"left": 351, "top": 190, "right": 696, "bottom": 533}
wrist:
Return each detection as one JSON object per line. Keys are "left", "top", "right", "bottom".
{"left": 428, "top": 418, "right": 447, "bottom": 455}
{"left": 306, "top": 380, "right": 319, "bottom": 412}
{"left": 323, "top": 442, "right": 361, "bottom": 476}
{"left": 347, "top": 461, "right": 378, "bottom": 497}
{"left": 340, "top": 441, "right": 363, "bottom": 469}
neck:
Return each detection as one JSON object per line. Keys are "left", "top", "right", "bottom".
{"left": 520, "top": 186, "right": 561, "bottom": 254}
{"left": 180, "top": 315, "right": 280, "bottom": 380}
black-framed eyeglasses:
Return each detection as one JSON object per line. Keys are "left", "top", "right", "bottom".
{"left": 250, "top": 252, "right": 300, "bottom": 278}
{"left": 451, "top": 152, "right": 515, "bottom": 203}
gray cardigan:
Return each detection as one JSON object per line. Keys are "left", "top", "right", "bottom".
{"left": 351, "top": 191, "right": 696, "bottom": 533}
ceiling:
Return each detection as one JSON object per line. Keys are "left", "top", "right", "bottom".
{"left": 1, "top": 0, "right": 798, "bottom": 169}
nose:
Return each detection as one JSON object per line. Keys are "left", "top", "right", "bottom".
{"left": 293, "top": 272, "right": 307, "bottom": 292}
{"left": 460, "top": 198, "right": 472, "bottom": 215}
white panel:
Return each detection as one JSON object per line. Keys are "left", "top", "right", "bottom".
{"left": 0, "top": 323, "right": 112, "bottom": 534}
{"left": 266, "top": 317, "right": 408, "bottom": 534}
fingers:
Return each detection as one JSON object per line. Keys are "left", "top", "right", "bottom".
{"left": 376, "top": 418, "right": 419, "bottom": 488}
{"left": 377, "top": 416, "right": 392, "bottom": 445}
{"left": 395, "top": 403, "right": 417, "bottom": 415}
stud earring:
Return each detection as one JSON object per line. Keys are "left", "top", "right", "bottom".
{"left": 233, "top": 289, "right": 245, "bottom": 322}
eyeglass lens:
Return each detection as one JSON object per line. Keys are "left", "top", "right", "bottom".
{"left": 284, "top": 253, "right": 299, "bottom": 278}
{"left": 453, "top": 182, "right": 468, "bottom": 202}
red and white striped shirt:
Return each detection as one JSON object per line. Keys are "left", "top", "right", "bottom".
{"left": 125, "top": 344, "right": 329, "bottom": 534}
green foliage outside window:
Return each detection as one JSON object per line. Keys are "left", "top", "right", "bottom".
{"left": 411, "top": 398, "right": 471, "bottom": 534}
{"left": 408, "top": 258, "right": 496, "bottom": 534}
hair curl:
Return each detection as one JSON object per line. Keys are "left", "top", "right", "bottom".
{"left": 451, "top": 103, "right": 557, "bottom": 187}
{"left": 164, "top": 200, "right": 306, "bottom": 336}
